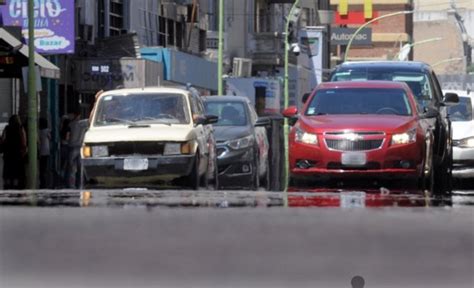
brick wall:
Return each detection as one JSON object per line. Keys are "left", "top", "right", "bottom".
{"left": 331, "top": 3, "right": 413, "bottom": 60}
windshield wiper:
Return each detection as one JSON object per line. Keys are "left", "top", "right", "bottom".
{"left": 106, "top": 117, "right": 137, "bottom": 125}
{"left": 128, "top": 124, "right": 151, "bottom": 128}
{"left": 138, "top": 117, "right": 173, "bottom": 126}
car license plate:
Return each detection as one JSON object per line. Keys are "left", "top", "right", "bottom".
{"left": 124, "top": 158, "right": 148, "bottom": 171}
{"left": 340, "top": 192, "right": 366, "bottom": 208}
{"left": 341, "top": 152, "right": 367, "bottom": 166}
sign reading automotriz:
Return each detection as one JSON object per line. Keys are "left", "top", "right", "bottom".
{"left": 330, "top": 27, "right": 372, "bottom": 46}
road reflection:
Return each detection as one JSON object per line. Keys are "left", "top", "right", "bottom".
{"left": 287, "top": 188, "right": 435, "bottom": 207}
{"left": 0, "top": 187, "right": 471, "bottom": 208}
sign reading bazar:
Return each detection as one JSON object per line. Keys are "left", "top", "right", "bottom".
{"left": 330, "top": 27, "right": 372, "bottom": 46}
{"left": 0, "top": 0, "right": 74, "bottom": 54}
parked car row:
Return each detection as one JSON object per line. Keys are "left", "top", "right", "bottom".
{"left": 80, "top": 87, "right": 270, "bottom": 190}
{"left": 284, "top": 61, "right": 460, "bottom": 197}
{"left": 79, "top": 60, "right": 468, "bottom": 196}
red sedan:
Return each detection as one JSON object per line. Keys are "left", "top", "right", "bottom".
{"left": 283, "top": 81, "right": 436, "bottom": 190}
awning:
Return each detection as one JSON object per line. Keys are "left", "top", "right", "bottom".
{"left": 0, "top": 27, "right": 60, "bottom": 79}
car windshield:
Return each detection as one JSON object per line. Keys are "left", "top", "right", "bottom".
{"left": 306, "top": 88, "right": 412, "bottom": 116}
{"left": 331, "top": 69, "right": 433, "bottom": 104}
{"left": 204, "top": 101, "right": 247, "bottom": 126}
{"left": 94, "top": 93, "right": 190, "bottom": 126}
{"left": 447, "top": 96, "right": 472, "bottom": 121}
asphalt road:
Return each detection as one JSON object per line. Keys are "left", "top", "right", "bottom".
{"left": 0, "top": 202, "right": 473, "bottom": 288}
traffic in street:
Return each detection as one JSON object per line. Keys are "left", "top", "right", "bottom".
{"left": 1, "top": 0, "right": 474, "bottom": 288}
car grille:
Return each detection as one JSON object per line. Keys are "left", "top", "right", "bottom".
{"left": 325, "top": 139, "right": 383, "bottom": 151}
{"left": 106, "top": 142, "right": 165, "bottom": 156}
{"left": 327, "top": 162, "right": 381, "bottom": 170}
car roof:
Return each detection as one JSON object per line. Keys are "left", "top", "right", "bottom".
{"left": 333, "top": 61, "right": 432, "bottom": 73}
{"left": 318, "top": 80, "right": 410, "bottom": 90}
{"left": 203, "top": 95, "right": 251, "bottom": 102}
{"left": 99, "top": 87, "right": 191, "bottom": 97}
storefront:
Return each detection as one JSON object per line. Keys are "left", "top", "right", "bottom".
{"left": 71, "top": 57, "right": 163, "bottom": 115}
{"left": 0, "top": 27, "right": 60, "bottom": 123}
{"left": 140, "top": 47, "right": 218, "bottom": 94}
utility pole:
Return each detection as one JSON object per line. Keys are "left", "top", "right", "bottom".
{"left": 27, "top": 0, "right": 38, "bottom": 189}
{"left": 217, "top": 0, "right": 224, "bottom": 95}
{"left": 283, "top": 0, "right": 300, "bottom": 204}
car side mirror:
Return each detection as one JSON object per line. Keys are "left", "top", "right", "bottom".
{"left": 255, "top": 117, "right": 270, "bottom": 127}
{"left": 420, "top": 107, "right": 439, "bottom": 119}
{"left": 283, "top": 106, "right": 299, "bottom": 126}
{"left": 282, "top": 106, "right": 298, "bottom": 118}
{"left": 204, "top": 114, "right": 218, "bottom": 125}
{"left": 194, "top": 115, "right": 214, "bottom": 125}
{"left": 302, "top": 93, "right": 311, "bottom": 104}
{"left": 443, "top": 92, "right": 459, "bottom": 106}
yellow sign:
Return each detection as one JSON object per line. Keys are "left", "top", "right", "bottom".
{"left": 364, "top": 0, "right": 373, "bottom": 19}
{"left": 338, "top": 0, "right": 348, "bottom": 16}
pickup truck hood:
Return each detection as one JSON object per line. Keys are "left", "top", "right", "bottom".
{"left": 452, "top": 121, "right": 474, "bottom": 140}
{"left": 300, "top": 115, "right": 416, "bottom": 134}
{"left": 84, "top": 124, "right": 195, "bottom": 143}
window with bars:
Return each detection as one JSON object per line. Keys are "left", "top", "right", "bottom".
{"left": 109, "top": 0, "right": 124, "bottom": 36}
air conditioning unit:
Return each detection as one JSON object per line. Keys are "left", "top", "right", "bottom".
{"left": 233, "top": 58, "right": 252, "bottom": 77}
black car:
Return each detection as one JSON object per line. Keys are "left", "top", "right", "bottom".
{"left": 203, "top": 96, "right": 270, "bottom": 190}
{"left": 329, "top": 61, "right": 459, "bottom": 196}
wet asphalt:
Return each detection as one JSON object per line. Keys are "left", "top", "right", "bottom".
{"left": 0, "top": 184, "right": 473, "bottom": 288}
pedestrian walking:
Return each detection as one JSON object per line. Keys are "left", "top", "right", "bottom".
{"left": 1, "top": 115, "right": 27, "bottom": 189}
{"left": 39, "top": 117, "right": 51, "bottom": 189}
{"left": 67, "top": 109, "right": 88, "bottom": 188}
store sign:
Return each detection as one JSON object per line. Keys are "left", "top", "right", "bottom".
{"left": 330, "top": 27, "right": 372, "bottom": 46}
{"left": 74, "top": 58, "right": 162, "bottom": 92}
{"left": 334, "top": 11, "right": 379, "bottom": 25}
{"left": 0, "top": 0, "right": 75, "bottom": 54}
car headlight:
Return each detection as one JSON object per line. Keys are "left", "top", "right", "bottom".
{"left": 227, "top": 135, "right": 254, "bottom": 150}
{"left": 458, "top": 137, "right": 474, "bottom": 148}
{"left": 295, "top": 127, "right": 318, "bottom": 145}
{"left": 163, "top": 141, "right": 197, "bottom": 155}
{"left": 82, "top": 145, "right": 91, "bottom": 158}
{"left": 91, "top": 145, "right": 109, "bottom": 157}
{"left": 164, "top": 143, "right": 182, "bottom": 155}
{"left": 391, "top": 129, "right": 416, "bottom": 145}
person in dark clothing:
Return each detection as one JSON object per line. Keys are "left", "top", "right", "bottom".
{"left": 59, "top": 115, "right": 71, "bottom": 187}
{"left": 39, "top": 117, "right": 51, "bottom": 189}
{"left": 1, "top": 115, "right": 27, "bottom": 189}
{"left": 67, "top": 110, "right": 88, "bottom": 188}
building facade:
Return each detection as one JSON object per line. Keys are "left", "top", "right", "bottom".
{"left": 329, "top": 0, "right": 413, "bottom": 62}
{"left": 413, "top": 0, "right": 473, "bottom": 75}
{"left": 205, "top": 0, "right": 331, "bottom": 107}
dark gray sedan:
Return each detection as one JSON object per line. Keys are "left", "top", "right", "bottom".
{"left": 203, "top": 96, "right": 270, "bottom": 190}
